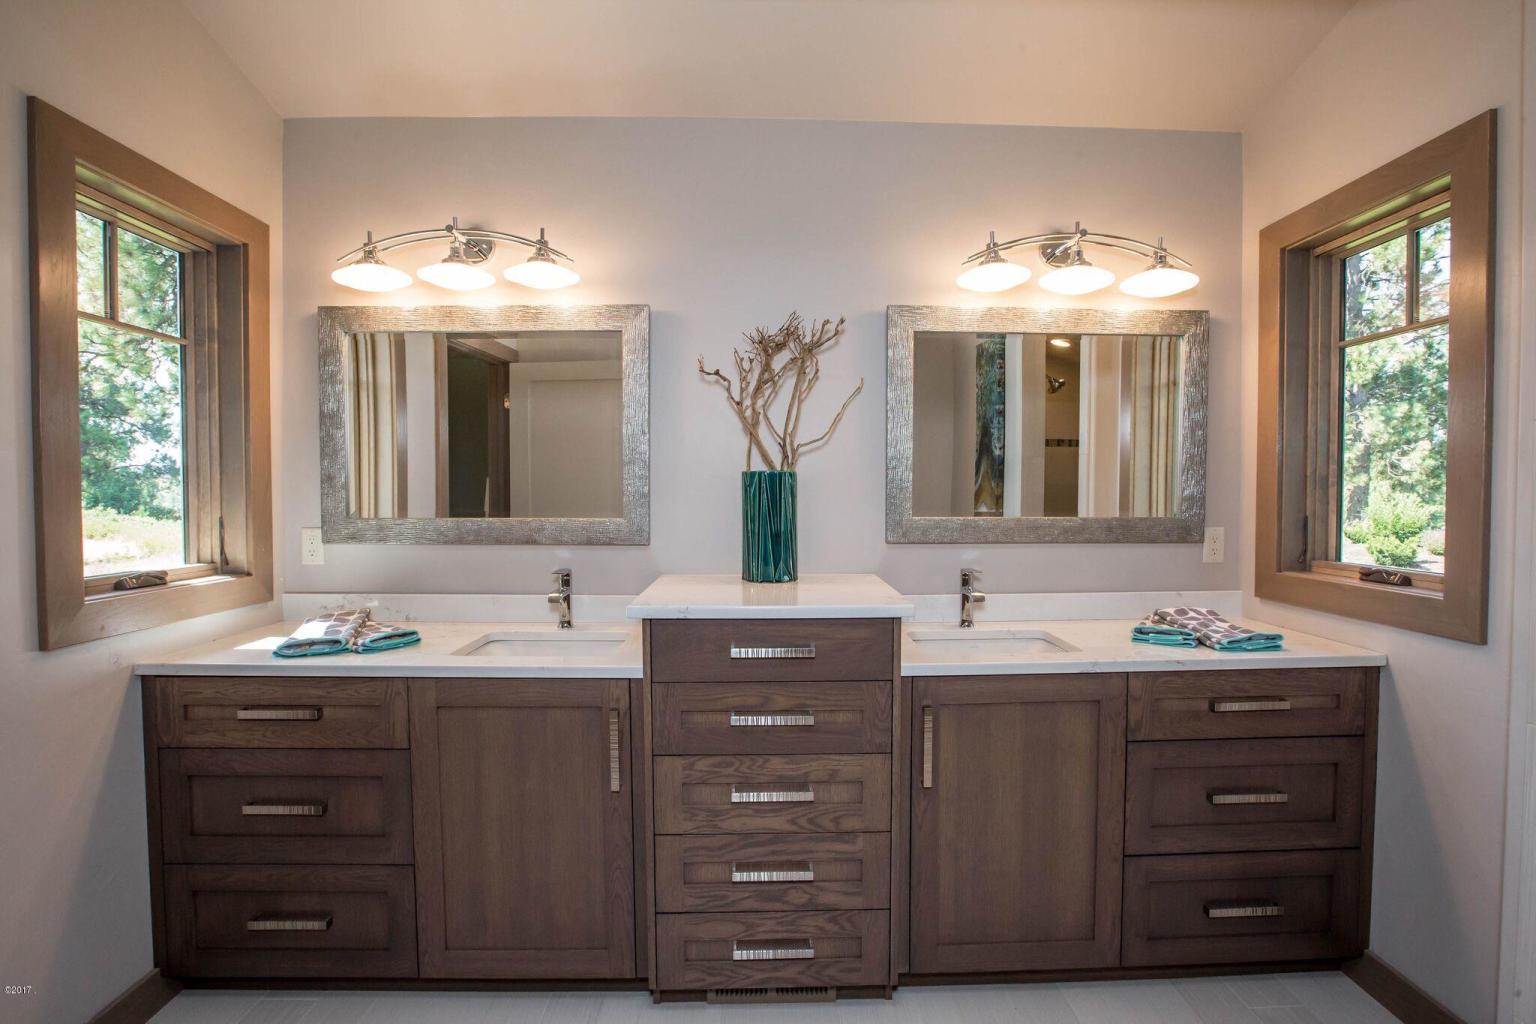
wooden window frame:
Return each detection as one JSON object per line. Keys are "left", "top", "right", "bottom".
{"left": 1256, "top": 110, "right": 1495, "bottom": 643}
{"left": 29, "top": 98, "right": 272, "bottom": 649}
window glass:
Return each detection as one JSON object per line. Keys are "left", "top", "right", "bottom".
{"left": 117, "top": 228, "right": 182, "bottom": 337}
{"left": 75, "top": 210, "right": 107, "bottom": 316}
{"left": 1342, "top": 234, "right": 1408, "bottom": 339}
{"left": 1338, "top": 323, "right": 1448, "bottom": 572}
{"left": 1417, "top": 217, "right": 1451, "bottom": 320}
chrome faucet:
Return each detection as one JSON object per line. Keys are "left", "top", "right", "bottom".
{"left": 960, "top": 568, "right": 986, "bottom": 628}
{"left": 548, "top": 568, "right": 573, "bottom": 629}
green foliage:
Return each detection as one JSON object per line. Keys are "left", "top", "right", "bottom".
{"left": 78, "top": 321, "right": 183, "bottom": 520}
{"left": 1425, "top": 529, "right": 1446, "bottom": 557}
{"left": 1347, "top": 492, "right": 1432, "bottom": 568}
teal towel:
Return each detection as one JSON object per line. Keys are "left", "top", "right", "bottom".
{"left": 274, "top": 609, "right": 369, "bottom": 658}
{"left": 1211, "top": 633, "right": 1285, "bottom": 652}
{"left": 354, "top": 620, "right": 421, "bottom": 653}
{"left": 1148, "top": 607, "right": 1284, "bottom": 653}
{"left": 1131, "top": 620, "right": 1198, "bottom": 647}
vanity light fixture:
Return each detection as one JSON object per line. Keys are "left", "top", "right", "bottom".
{"left": 331, "top": 216, "right": 578, "bottom": 293}
{"left": 1049, "top": 337, "right": 1073, "bottom": 348}
{"left": 956, "top": 222, "right": 1198, "bottom": 298}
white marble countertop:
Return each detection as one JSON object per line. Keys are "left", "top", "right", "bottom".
{"left": 627, "top": 573, "right": 915, "bottom": 619}
{"left": 900, "top": 617, "right": 1386, "bottom": 675}
{"left": 134, "top": 620, "right": 645, "bottom": 678}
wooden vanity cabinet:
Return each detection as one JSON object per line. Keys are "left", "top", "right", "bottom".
{"left": 908, "top": 674, "right": 1127, "bottom": 974}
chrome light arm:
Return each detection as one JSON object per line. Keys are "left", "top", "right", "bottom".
{"left": 335, "top": 220, "right": 574, "bottom": 266}
{"left": 961, "top": 225, "right": 1193, "bottom": 269}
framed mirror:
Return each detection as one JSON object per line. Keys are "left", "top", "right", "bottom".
{"left": 318, "top": 304, "right": 649, "bottom": 544}
{"left": 886, "top": 305, "right": 1208, "bottom": 543}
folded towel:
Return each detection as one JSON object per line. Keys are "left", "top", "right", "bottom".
{"left": 1131, "top": 618, "right": 1198, "bottom": 647}
{"left": 273, "top": 609, "right": 370, "bottom": 658}
{"left": 1148, "top": 606, "right": 1284, "bottom": 652}
{"left": 353, "top": 619, "right": 421, "bottom": 653}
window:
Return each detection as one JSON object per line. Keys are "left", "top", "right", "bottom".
{"left": 1256, "top": 111, "right": 1495, "bottom": 643}
{"left": 29, "top": 98, "right": 272, "bottom": 649}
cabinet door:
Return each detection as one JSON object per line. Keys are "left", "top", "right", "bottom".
{"left": 911, "top": 674, "right": 1125, "bottom": 973}
{"left": 411, "top": 678, "right": 635, "bottom": 978}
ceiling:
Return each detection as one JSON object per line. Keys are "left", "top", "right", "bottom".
{"left": 180, "top": 0, "right": 1357, "bottom": 131}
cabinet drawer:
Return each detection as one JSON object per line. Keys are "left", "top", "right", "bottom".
{"left": 654, "top": 754, "right": 891, "bottom": 834}
{"left": 165, "top": 865, "right": 417, "bottom": 978}
{"left": 1126, "top": 738, "right": 1363, "bottom": 855}
{"left": 1122, "top": 850, "right": 1362, "bottom": 967}
{"left": 160, "top": 749, "right": 413, "bottom": 864}
{"left": 1128, "top": 669, "right": 1367, "bottom": 740}
{"left": 656, "top": 833, "right": 890, "bottom": 912}
{"left": 149, "top": 676, "right": 409, "bottom": 748}
{"left": 649, "top": 619, "right": 894, "bottom": 683}
{"left": 657, "top": 910, "right": 888, "bottom": 991}
{"left": 654, "top": 681, "right": 891, "bottom": 755}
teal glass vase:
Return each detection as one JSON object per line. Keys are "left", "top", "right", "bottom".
{"left": 741, "top": 470, "right": 798, "bottom": 583}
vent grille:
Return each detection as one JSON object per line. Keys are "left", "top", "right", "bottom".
{"left": 707, "top": 986, "right": 836, "bottom": 1004}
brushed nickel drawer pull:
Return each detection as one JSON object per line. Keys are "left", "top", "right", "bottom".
{"left": 921, "top": 707, "right": 935, "bottom": 789}
{"left": 730, "top": 645, "right": 816, "bottom": 660}
{"left": 730, "top": 711, "right": 816, "bottom": 728}
{"left": 731, "top": 861, "right": 815, "bottom": 883}
{"left": 236, "top": 706, "right": 322, "bottom": 721}
{"left": 241, "top": 801, "right": 327, "bottom": 817}
{"left": 731, "top": 784, "right": 815, "bottom": 804}
{"left": 733, "top": 940, "right": 815, "bottom": 961}
{"left": 1209, "top": 790, "right": 1290, "bottom": 806}
{"left": 1204, "top": 900, "right": 1284, "bottom": 919}
{"left": 1209, "top": 698, "right": 1292, "bottom": 713}
{"left": 246, "top": 913, "right": 333, "bottom": 932}
{"left": 608, "top": 710, "right": 622, "bottom": 793}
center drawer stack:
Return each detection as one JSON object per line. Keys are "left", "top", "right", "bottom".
{"left": 1120, "top": 668, "right": 1375, "bottom": 967}
{"left": 648, "top": 618, "right": 896, "bottom": 995}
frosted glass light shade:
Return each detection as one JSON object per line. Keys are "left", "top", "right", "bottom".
{"left": 331, "top": 256, "right": 412, "bottom": 292}
{"left": 956, "top": 258, "right": 1031, "bottom": 292}
{"left": 1119, "top": 265, "right": 1200, "bottom": 298}
{"left": 1038, "top": 262, "right": 1115, "bottom": 295}
{"left": 417, "top": 259, "right": 495, "bottom": 291}
{"left": 505, "top": 256, "right": 580, "bottom": 289}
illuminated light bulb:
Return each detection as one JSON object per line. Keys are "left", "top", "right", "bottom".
{"left": 1038, "top": 248, "right": 1114, "bottom": 295}
{"left": 1049, "top": 337, "right": 1073, "bottom": 348}
{"left": 505, "top": 253, "right": 581, "bottom": 289}
{"left": 1119, "top": 251, "right": 1199, "bottom": 298}
{"left": 956, "top": 257, "right": 1030, "bottom": 292}
{"left": 417, "top": 254, "right": 495, "bottom": 291}
{"left": 331, "top": 238, "right": 412, "bottom": 292}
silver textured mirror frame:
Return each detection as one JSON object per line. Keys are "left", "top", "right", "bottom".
{"left": 318, "top": 304, "right": 649, "bottom": 544}
{"left": 886, "top": 305, "right": 1208, "bottom": 543}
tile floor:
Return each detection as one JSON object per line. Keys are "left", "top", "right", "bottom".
{"left": 148, "top": 973, "right": 1401, "bottom": 1024}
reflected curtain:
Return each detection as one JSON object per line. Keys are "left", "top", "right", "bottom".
{"left": 1127, "top": 335, "right": 1182, "bottom": 517}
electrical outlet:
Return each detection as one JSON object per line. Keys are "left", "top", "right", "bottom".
{"left": 301, "top": 528, "right": 324, "bottom": 565}
{"left": 1202, "top": 526, "right": 1225, "bottom": 563}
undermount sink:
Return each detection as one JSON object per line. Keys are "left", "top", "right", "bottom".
{"left": 452, "top": 629, "right": 630, "bottom": 657}
{"left": 907, "top": 626, "right": 1078, "bottom": 655}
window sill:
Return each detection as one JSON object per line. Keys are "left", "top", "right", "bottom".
{"left": 1256, "top": 564, "right": 1483, "bottom": 644}
{"left": 83, "top": 571, "right": 245, "bottom": 605}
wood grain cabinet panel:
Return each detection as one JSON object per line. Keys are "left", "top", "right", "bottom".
{"left": 654, "top": 754, "right": 891, "bottom": 835}
{"left": 1126, "top": 737, "right": 1363, "bottom": 855}
{"left": 149, "top": 676, "right": 409, "bottom": 748}
{"left": 164, "top": 864, "right": 417, "bottom": 978}
{"left": 656, "top": 833, "right": 890, "bottom": 912}
{"left": 649, "top": 619, "right": 894, "bottom": 682}
{"left": 656, "top": 910, "right": 889, "bottom": 990}
{"left": 160, "top": 748, "right": 413, "bottom": 865}
{"left": 1122, "top": 850, "right": 1363, "bottom": 966}
{"left": 653, "top": 680, "right": 892, "bottom": 755}
{"left": 410, "top": 678, "right": 636, "bottom": 979}
{"left": 910, "top": 675, "right": 1126, "bottom": 974}
{"left": 1128, "top": 669, "right": 1366, "bottom": 740}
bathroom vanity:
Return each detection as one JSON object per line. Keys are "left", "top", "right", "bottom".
{"left": 135, "top": 575, "right": 1383, "bottom": 998}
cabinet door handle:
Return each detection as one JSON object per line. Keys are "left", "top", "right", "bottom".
{"left": 729, "top": 711, "right": 815, "bottom": 728}
{"left": 241, "top": 801, "right": 327, "bottom": 817}
{"left": 246, "top": 913, "right": 333, "bottom": 931}
{"left": 1208, "top": 790, "right": 1290, "bottom": 805}
{"left": 921, "top": 707, "right": 935, "bottom": 789}
{"left": 1204, "top": 900, "right": 1284, "bottom": 919}
{"left": 236, "top": 706, "right": 322, "bottom": 721}
{"left": 732, "top": 939, "right": 815, "bottom": 961}
{"left": 731, "top": 861, "right": 815, "bottom": 883}
{"left": 608, "top": 710, "right": 622, "bottom": 793}
{"left": 730, "top": 784, "right": 815, "bottom": 804}
{"left": 1209, "top": 698, "right": 1292, "bottom": 713}
{"left": 730, "top": 645, "right": 816, "bottom": 660}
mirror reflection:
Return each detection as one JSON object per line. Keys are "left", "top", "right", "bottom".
{"left": 912, "top": 332, "right": 1185, "bottom": 519}
{"left": 342, "top": 330, "right": 623, "bottom": 519}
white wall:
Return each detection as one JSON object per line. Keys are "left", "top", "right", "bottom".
{"left": 0, "top": 2, "right": 283, "bottom": 1022}
{"left": 1239, "top": 0, "right": 1527, "bottom": 1019}
{"left": 283, "top": 117, "right": 1241, "bottom": 596}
